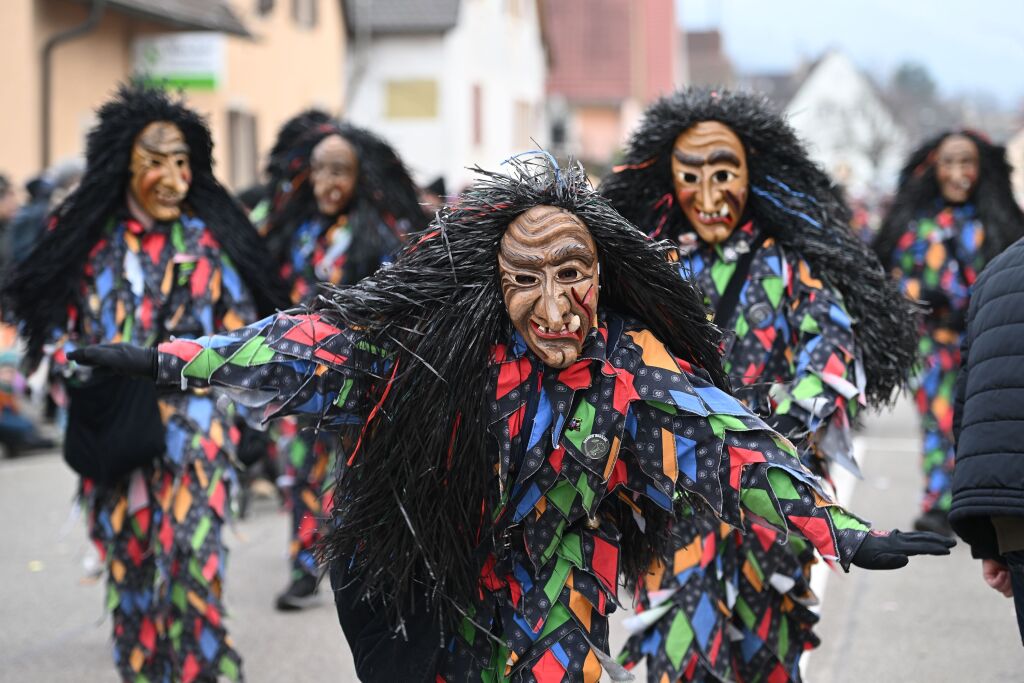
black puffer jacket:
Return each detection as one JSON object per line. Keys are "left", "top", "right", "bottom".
{"left": 951, "top": 237, "right": 1024, "bottom": 559}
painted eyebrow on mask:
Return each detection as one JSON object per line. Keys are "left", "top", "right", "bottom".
{"left": 551, "top": 242, "right": 595, "bottom": 265}
{"left": 673, "top": 149, "right": 741, "bottom": 167}
{"left": 499, "top": 248, "right": 545, "bottom": 268}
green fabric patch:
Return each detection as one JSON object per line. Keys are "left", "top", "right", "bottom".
{"left": 649, "top": 400, "right": 677, "bottom": 415}
{"left": 538, "top": 602, "right": 573, "bottom": 640}
{"left": 791, "top": 374, "right": 824, "bottom": 401}
{"left": 106, "top": 584, "right": 119, "bottom": 612}
{"left": 543, "top": 557, "right": 572, "bottom": 605}
{"left": 172, "top": 584, "right": 187, "bottom": 613}
{"left": 539, "top": 518, "right": 567, "bottom": 566}
{"left": 575, "top": 472, "right": 596, "bottom": 512}
{"left": 735, "top": 595, "right": 755, "bottom": 629}
{"left": 183, "top": 348, "right": 228, "bottom": 380}
{"left": 709, "top": 413, "right": 748, "bottom": 438}
{"left": 171, "top": 221, "right": 186, "bottom": 253}
{"left": 547, "top": 481, "right": 578, "bottom": 517}
{"left": 799, "top": 314, "right": 820, "bottom": 335}
{"left": 558, "top": 532, "right": 584, "bottom": 568}
{"left": 711, "top": 260, "right": 738, "bottom": 295}
{"left": 191, "top": 516, "right": 211, "bottom": 551}
{"left": 762, "top": 276, "right": 784, "bottom": 309}
{"left": 290, "top": 437, "right": 309, "bottom": 469}
{"left": 219, "top": 656, "right": 240, "bottom": 681}
{"left": 665, "top": 610, "right": 695, "bottom": 670}
{"left": 229, "top": 335, "right": 276, "bottom": 366}
{"left": 829, "top": 507, "right": 870, "bottom": 532}
{"left": 778, "top": 614, "right": 790, "bottom": 659}
{"left": 334, "top": 378, "right": 354, "bottom": 407}
{"left": 767, "top": 468, "right": 801, "bottom": 500}
{"left": 734, "top": 313, "right": 749, "bottom": 340}
{"left": 741, "top": 488, "right": 783, "bottom": 527}
{"left": 565, "top": 400, "right": 596, "bottom": 452}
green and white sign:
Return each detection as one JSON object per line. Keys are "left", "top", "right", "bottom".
{"left": 133, "top": 32, "right": 226, "bottom": 91}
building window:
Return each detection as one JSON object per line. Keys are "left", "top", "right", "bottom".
{"left": 228, "top": 110, "right": 259, "bottom": 190}
{"left": 292, "top": 0, "right": 317, "bottom": 29}
{"left": 384, "top": 79, "right": 439, "bottom": 119}
{"left": 472, "top": 84, "right": 483, "bottom": 146}
{"left": 256, "top": 0, "right": 274, "bottom": 16}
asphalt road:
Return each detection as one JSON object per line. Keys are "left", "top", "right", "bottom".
{"left": 1, "top": 399, "right": 1021, "bottom": 682}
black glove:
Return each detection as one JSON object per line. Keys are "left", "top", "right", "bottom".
{"left": 851, "top": 529, "right": 956, "bottom": 570}
{"left": 68, "top": 344, "right": 159, "bottom": 380}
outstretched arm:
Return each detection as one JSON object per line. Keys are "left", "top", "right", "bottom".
{"left": 69, "top": 311, "right": 375, "bottom": 424}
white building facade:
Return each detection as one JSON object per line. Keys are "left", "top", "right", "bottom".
{"left": 784, "top": 51, "right": 907, "bottom": 196}
{"left": 345, "top": 0, "right": 548, "bottom": 192}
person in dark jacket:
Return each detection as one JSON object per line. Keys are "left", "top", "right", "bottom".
{"left": 952, "top": 236, "right": 1024, "bottom": 643}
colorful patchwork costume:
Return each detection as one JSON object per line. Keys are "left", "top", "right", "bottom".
{"left": 69, "top": 157, "right": 951, "bottom": 682}
{"left": 602, "top": 89, "right": 919, "bottom": 682}
{"left": 3, "top": 84, "right": 286, "bottom": 682}
{"left": 875, "top": 130, "right": 1024, "bottom": 521}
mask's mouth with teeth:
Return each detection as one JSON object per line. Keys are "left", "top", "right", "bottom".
{"left": 530, "top": 314, "right": 584, "bottom": 343}
{"left": 696, "top": 205, "right": 731, "bottom": 224}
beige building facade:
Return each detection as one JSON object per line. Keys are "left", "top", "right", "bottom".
{"left": 0, "top": 0, "right": 346, "bottom": 190}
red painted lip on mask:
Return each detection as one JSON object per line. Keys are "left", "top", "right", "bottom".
{"left": 530, "top": 320, "right": 584, "bottom": 343}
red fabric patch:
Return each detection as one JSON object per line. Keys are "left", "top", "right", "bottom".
{"left": 605, "top": 458, "right": 627, "bottom": 491}
{"left": 126, "top": 536, "right": 144, "bottom": 567}
{"left": 190, "top": 258, "right": 212, "bottom": 298}
{"left": 590, "top": 536, "right": 619, "bottom": 595}
{"left": 751, "top": 524, "right": 778, "bottom": 553}
{"left": 757, "top": 606, "right": 773, "bottom": 641}
{"left": 142, "top": 232, "right": 166, "bottom": 264}
{"left": 753, "top": 326, "right": 776, "bottom": 351}
{"left": 313, "top": 347, "right": 348, "bottom": 365}
{"left": 282, "top": 314, "right": 342, "bottom": 346}
{"left": 159, "top": 516, "right": 173, "bottom": 553}
{"left": 508, "top": 403, "right": 527, "bottom": 439}
{"left": 789, "top": 515, "right": 836, "bottom": 557}
{"left": 548, "top": 446, "right": 565, "bottom": 473}
{"left": 699, "top": 532, "right": 716, "bottom": 569}
{"left": 767, "top": 663, "right": 790, "bottom": 683}
{"left": 297, "top": 513, "right": 317, "bottom": 545}
{"left": 558, "top": 359, "right": 592, "bottom": 391}
{"left": 708, "top": 624, "right": 723, "bottom": 664}
{"left": 823, "top": 353, "right": 846, "bottom": 378}
{"left": 135, "top": 507, "right": 152, "bottom": 536}
{"left": 182, "top": 654, "right": 200, "bottom": 683}
{"left": 206, "top": 602, "right": 222, "bottom": 628}
{"left": 202, "top": 553, "right": 219, "bottom": 582}
{"left": 479, "top": 554, "right": 505, "bottom": 591}
{"left": 507, "top": 575, "right": 522, "bottom": 606}
{"left": 139, "top": 617, "right": 156, "bottom": 651}
{"left": 607, "top": 363, "right": 639, "bottom": 414}
{"left": 208, "top": 481, "right": 226, "bottom": 518}
{"left": 160, "top": 339, "right": 203, "bottom": 362}
{"left": 198, "top": 230, "right": 220, "bottom": 249}
{"left": 138, "top": 296, "right": 153, "bottom": 331}
{"left": 683, "top": 653, "right": 699, "bottom": 679}
{"left": 728, "top": 445, "right": 767, "bottom": 490}
{"left": 531, "top": 650, "right": 566, "bottom": 682}
{"left": 673, "top": 356, "right": 694, "bottom": 374}
{"left": 497, "top": 357, "right": 532, "bottom": 399}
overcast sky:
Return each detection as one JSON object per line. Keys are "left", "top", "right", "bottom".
{"left": 678, "top": 0, "right": 1024, "bottom": 106}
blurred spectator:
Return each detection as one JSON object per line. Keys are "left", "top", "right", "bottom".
{"left": 5, "top": 158, "right": 84, "bottom": 265}
{"left": 419, "top": 176, "right": 447, "bottom": 218}
{"left": 0, "top": 326, "right": 54, "bottom": 457}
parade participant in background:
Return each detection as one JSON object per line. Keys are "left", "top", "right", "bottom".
{"left": 601, "top": 88, "right": 920, "bottom": 682}
{"left": 874, "top": 130, "right": 1024, "bottom": 536}
{"left": 70, "top": 156, "right": 952, "bottom": 683}
{"left": 257, "top": 114, "right": 425, "bottom": 610}
{"left": 2, "top": 83, "right": 287, "bottom": 682}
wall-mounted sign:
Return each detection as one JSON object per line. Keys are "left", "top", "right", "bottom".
{"left": 133, "top": 32, "right": 226, "bottom": 91}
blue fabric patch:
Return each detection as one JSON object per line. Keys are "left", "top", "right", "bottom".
{"left": 641, "top": 628, "right": 663, "bottom": 656}
{"left": 669, "top": 389, "right": 707, "bottom": 416}
{"left": 829, "top": 304, "right": 851, "bottom": 330}
{"left": 551, "top": 642, "right": 570, "bottom": 667}
{"left": 740, "top": 629, "right": 764, "bottom": 662}
{"left": 528, "top": 388, "right": 552, "bottom": 451}
{"left": 624, "top": 407, "right": 638, "bottom": 439}
{"left": 676, "top": 433, "right": 698, "bottom": 481}
{"left": 199, "top": 626, "right": 219, "bottom": 661}
{"left": 514, "top": 483, "right": 543, "bottom": 522}
{"left": 692, "top": 593, "right": 716, "bottom": 647}
{"left": 645, "top": 483, "right": 672, "bottom": 511}
{"left": 185, "top": 397, "right": 213, "bottom": 431}
{"left": 694, "top": 386, "right": 748, "bottom": 416}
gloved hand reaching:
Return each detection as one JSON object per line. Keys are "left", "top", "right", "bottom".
{"left": 68, "top": 343, "right": 159, "bottom": 380}
{"left": 851, "top": 529, "right": 956, "bottom": 570}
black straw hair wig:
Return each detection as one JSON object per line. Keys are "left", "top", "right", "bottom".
{"left": 261, "top": 120, "right": 428, "bottom": 284}
{"left": 316, "top": 154, "right": 726, "bottom": 628}
{"left": 3, "top": 82, "right": 289, "bottom": 368}
{"left": 873, "top": 129, "right": 1024, "bottom": 266}
{"left": 601, "top": 87, "right": 919, "bottom": 405}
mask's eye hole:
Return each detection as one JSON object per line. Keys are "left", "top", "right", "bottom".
{"left": 514, "top": 274, "right": 538, "bottom": 286}
{"left": 713, "top": 170, "right": 734, "bottom": 183}
{"left": 679, "top": 172, "right": 699, "bottom": 184}
{"left": 557, "top": 267, "right": 579, "bottom": 280}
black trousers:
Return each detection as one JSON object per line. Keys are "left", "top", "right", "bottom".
{"left": 1005, "top": 550, "right": 1024, "bottom": 645}
{"left": 330, "top": 561, "right": 441, "bottom": 682}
